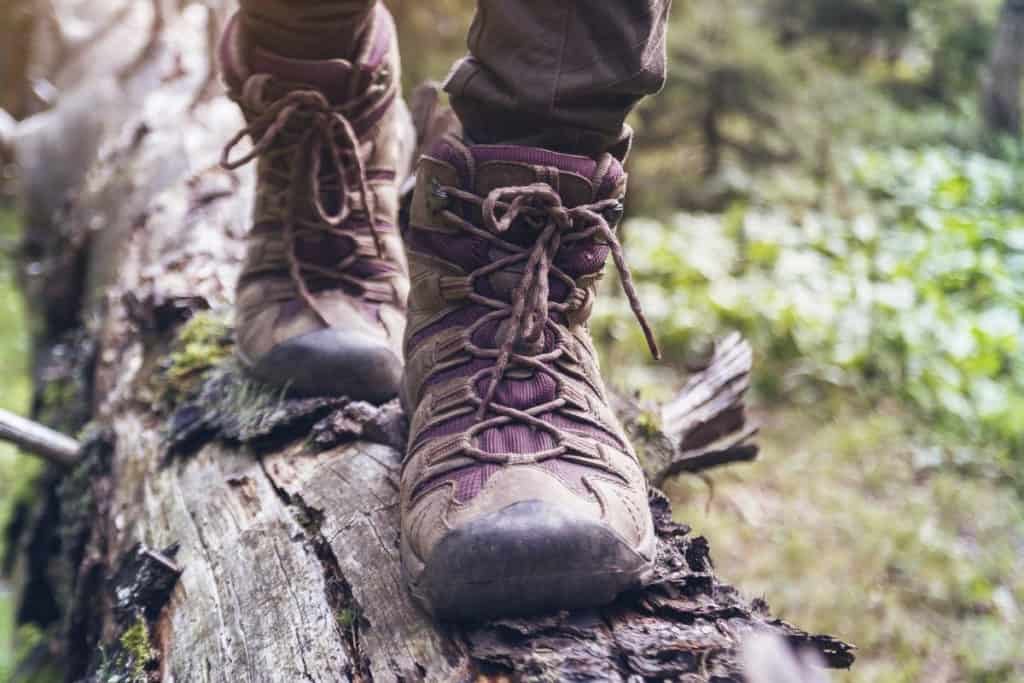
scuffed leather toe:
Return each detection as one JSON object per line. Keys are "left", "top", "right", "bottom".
{"left": 412, "top": 500, "right": 654, "bottom": 621}
{"left": 246, "top": 328, "right": 402, "bottom": 402}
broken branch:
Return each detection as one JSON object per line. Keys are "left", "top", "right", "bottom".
{"left": 0, "top": 407, "right": 80, "bottom": 468}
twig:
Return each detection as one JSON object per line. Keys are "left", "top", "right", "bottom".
{"left": 0, "top": 408, "right": 80, "bottom": 468}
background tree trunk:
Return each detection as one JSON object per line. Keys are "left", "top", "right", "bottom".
{"left": 983, "top": 0, "right": 1024, "bottom": 135}
{"left": 4, "top": 1, "right": 854, "bottom": 681}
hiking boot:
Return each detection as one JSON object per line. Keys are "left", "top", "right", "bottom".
{"left": 219, "top": 5, "right": 413, "bottom": 400}
{"left": 399, "top": 136, "right": 661, "bottom": 620}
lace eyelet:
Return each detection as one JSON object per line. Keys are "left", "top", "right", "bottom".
{"left": 602, "top": 201, "right": 625, "bottom": 228}
{"left": 427, "top": 178, "right": 451, "bottom": 213}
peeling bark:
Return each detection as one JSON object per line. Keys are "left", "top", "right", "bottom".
{"left": 5, "top": 2, "right": 854, "bottom": 681}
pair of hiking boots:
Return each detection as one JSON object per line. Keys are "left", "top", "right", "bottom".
{"left": 221, "top": 6, "right": 659, "bottom": 621}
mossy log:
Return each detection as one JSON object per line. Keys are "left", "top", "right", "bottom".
{"left": 4, "top": 1, "right": 854, "bottom": 681}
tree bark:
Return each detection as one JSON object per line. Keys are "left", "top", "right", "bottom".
{"left": 5, "top": 2, "right": 854, "bottom": 681}
{"left": 984, "top": 0, "right": 1024, "bottom": 135}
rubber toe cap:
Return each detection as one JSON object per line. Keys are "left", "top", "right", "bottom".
{"left": 414, "top": 500, "right": 653, "bottom": 621}
{"left": 246, "top": 329, "right": 402, "bottom": 402}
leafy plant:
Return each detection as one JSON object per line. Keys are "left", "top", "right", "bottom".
{"left": 599, "top": 144, "right": 1024, "bottom": 479}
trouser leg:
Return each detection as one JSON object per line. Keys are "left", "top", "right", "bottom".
{"left": 444, "top": 0, "right": 672, "bottom": 158}
{"left": 237, "top": 0, "right": 377, "bottom": 59}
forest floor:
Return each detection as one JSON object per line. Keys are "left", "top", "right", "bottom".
{"left": 667, "top": 407, "right": 1024, "bottom": 683}
{"left": 0, "top": 206, "right": 1021, "bottom": 682}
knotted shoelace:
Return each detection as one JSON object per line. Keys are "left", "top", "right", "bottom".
{"left": 222, "top": 74, "right": 396, "bottom": 317}
{"left": 429, "top": 181, "right": 660, "bottom": 463}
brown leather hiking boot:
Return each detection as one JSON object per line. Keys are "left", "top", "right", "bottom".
{"left": 399, "top": 136, "right": 661, "bottom": 620}
{"left": 219, "top": 5, "right": 412, "bottom": 400}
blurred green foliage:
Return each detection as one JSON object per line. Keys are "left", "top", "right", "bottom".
{"left": 583, "top": 0, "right": 1024, "bottom": 476}
{"left": 599, "top": 145, "right": 1024, "bottom": 477}
{"left": 0, "top": 208, "right": 35, "bottom": 681}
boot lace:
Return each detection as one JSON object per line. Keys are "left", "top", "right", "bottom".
{"left": 429, "top": 180, "right": 660, "bottom": 464}
{"left": 222, "top": 74, "right": 397, "bottom": 317}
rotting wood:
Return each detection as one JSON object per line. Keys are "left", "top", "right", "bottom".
{"left": 3, "top": 1, "right": 855, "bottom": 681}
{"left": 658, "top": 333, "right": 760, "bottom": 481}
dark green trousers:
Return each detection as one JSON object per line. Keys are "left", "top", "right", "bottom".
{"left": 237, "top": 0, "right": 671, "bottom": 157}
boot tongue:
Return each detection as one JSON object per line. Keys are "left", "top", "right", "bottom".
{"left": 463, "top": 145, "right": 624, "bottom": 277}
{"left": 245, "top": 49, "right": 359, "bottom": 104}
{"left": 468, "top": 145, "right": 615, "bottom": 208}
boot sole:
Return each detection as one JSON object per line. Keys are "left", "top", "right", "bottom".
{"left": 407, "top": 500, "right": 655, "bottom": 622}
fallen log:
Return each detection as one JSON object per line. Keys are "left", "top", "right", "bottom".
{"left": 4, "top": 1, "right": 854, "bottom": 681}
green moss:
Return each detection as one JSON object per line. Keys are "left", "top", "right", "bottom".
{"left": 633, "top": 410, "right": 662, "bottom": 439}
{"left": 156, "top": 311, "right": 234, "bottom": 407}
{"left": 118, "top": 616, "right": 154, "bottom": 681}
{"left": 165, "top": 311, "right": 233, "bottom": 384}
{"left": 91, "top": 615, "right": 156, "bottom": 683}
{"left": 336, "top": 608, "right": 358, "bottom": 630}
